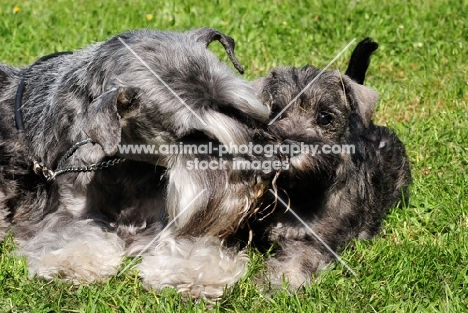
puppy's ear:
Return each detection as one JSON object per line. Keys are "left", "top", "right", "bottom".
{"left": 250, "top": 77, "right": 265, "bottom": 96}
{"left": 250, "top": 77, "right": 265, "bottom": 98}
{"left": 85, "top": 87, "right": 139, "bottom": 155}
{"left": 250, "top": 77, "right": 275, "bottom": 114}
{"left": 347, "top": 79, "right": 379, "bottom": 127}
{"left": 186, "top": 27, "right": 244, "bottom": 74}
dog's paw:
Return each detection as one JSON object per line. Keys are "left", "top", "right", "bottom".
{"left": 16, "top": 220, "right": 125, "bottom": 283}
{"left": 267, "top": 223, "right": 310, "bottom": 241}
{"left": 258, "top": 242, "right": 331, "bottom": 291}
{"left": 262, "top": 255, "right": 314, "bottom": 290}
{"left": 137, "top": 236, "right": 249, "bottom": 299}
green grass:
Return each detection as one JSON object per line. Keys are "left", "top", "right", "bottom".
{"left": 1, "top": 0, "right": 467, "bottom": 312}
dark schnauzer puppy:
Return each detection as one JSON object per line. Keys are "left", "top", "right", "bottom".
{"left": 248, "top": 38, "right": 412, "bottom": 288}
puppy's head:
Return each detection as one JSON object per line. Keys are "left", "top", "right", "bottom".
{"left": 77, "top": 28, "right": 269, "bottom": 163}
{"left": 254, "top": 65, "right": 378, "bottom": 176}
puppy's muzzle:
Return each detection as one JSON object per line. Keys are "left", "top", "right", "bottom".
{"left": 282, "top": 139, "right": 303, "bottom": 158}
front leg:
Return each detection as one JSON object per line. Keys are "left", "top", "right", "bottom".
{"left": 260, "top": 185, "right": 366, "bottom": 289}
{"left": 15, "top": 214, "right": 125, "bottom": 282}
{"left": 264, "top": 239, "right": 333, "bottom": 289}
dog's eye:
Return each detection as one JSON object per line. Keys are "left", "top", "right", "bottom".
{"left": 317, "top": 112, "right": 333, "bottom": 126}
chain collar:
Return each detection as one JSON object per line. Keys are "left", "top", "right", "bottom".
{"left": 16, "top": 52, "right": 126, "bottom": 182}
{"left": 33, "top": 138, "right": 126, "bottom": 182}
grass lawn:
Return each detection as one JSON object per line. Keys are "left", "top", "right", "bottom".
{"left": 0, "top": 0, "right": 467, "bottom": 312}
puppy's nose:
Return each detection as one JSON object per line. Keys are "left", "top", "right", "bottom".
{"left": 282, "top": 139, "right": 302, "bottom": 157}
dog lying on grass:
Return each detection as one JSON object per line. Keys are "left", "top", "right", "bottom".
{"left": 244, "top": 38, "right": 412, "bottom": 288}
{"left": 0, "top": 27, "right": 271, "bottom": 299}
{"left": 0, "top": 33, "right": 411, "bottom": 298}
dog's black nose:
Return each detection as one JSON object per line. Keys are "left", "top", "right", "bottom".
{"left": 282, "top": 139, "right": 300, "bottom": 146}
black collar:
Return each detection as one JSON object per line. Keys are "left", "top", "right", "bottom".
{"left": 14, "top": 51, "right": 73, "bottom": 131}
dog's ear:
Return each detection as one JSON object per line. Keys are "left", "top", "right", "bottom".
{"left": 85, "top": 87, "right": 139, "bottom": 155}
{"left": 347, "top": 78, "right": 379, "bottom": 127}
{"left": 250, "top": 77, "right": 265, "bottom": 98}
{"left": 186, "top": 27, "right": 244, "bottom": 74}
{"left": 250, "top": 76, "right": 275, "bottom": 113}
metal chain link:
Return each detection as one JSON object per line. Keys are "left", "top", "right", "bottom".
{"left": 50, "top": 157, "right": 126, "bottom": 181}
{"left": 56, "top": 138, "right": 93, "bottom": 170}
{"left": 33, "top": 138, "right": 127, "bottom": 182}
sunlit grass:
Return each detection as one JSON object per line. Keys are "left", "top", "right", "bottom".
{"left": 0, "top": 0, "right": 467, "bottom": 312}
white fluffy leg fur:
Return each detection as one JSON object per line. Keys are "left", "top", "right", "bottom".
{"left": 17, "top": 219, "right": 125, "bottom": 282}
{"left": 137, "top": 236, "right": 249, "bottom": 299}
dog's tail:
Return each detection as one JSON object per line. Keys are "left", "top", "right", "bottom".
{"left": 345, "top": 38, "right": 378, "bottom": 84}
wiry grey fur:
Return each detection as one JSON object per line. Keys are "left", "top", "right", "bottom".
{"left": 0, "top": 27, "right": 270, "bottom": 299}
{"left": 242, "top": 38, "right": 412, "bottom": 288}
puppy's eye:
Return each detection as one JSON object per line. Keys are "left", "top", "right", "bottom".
{"left": 317, "top": 112, "right": 333, "bottom": 126}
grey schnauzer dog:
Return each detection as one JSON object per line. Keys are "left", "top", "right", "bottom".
{"left": 244, "top": 38, "right": 412, "bottom": 288}
{"left": 0, "top": 27, "right": 270, "bottom": 298}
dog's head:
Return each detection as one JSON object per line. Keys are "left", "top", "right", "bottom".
{"left": 68, "top": 28, "right": 269, "bottom": 163}
{"left": 253, "top": 39, "right": 379, "bottom": 176}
